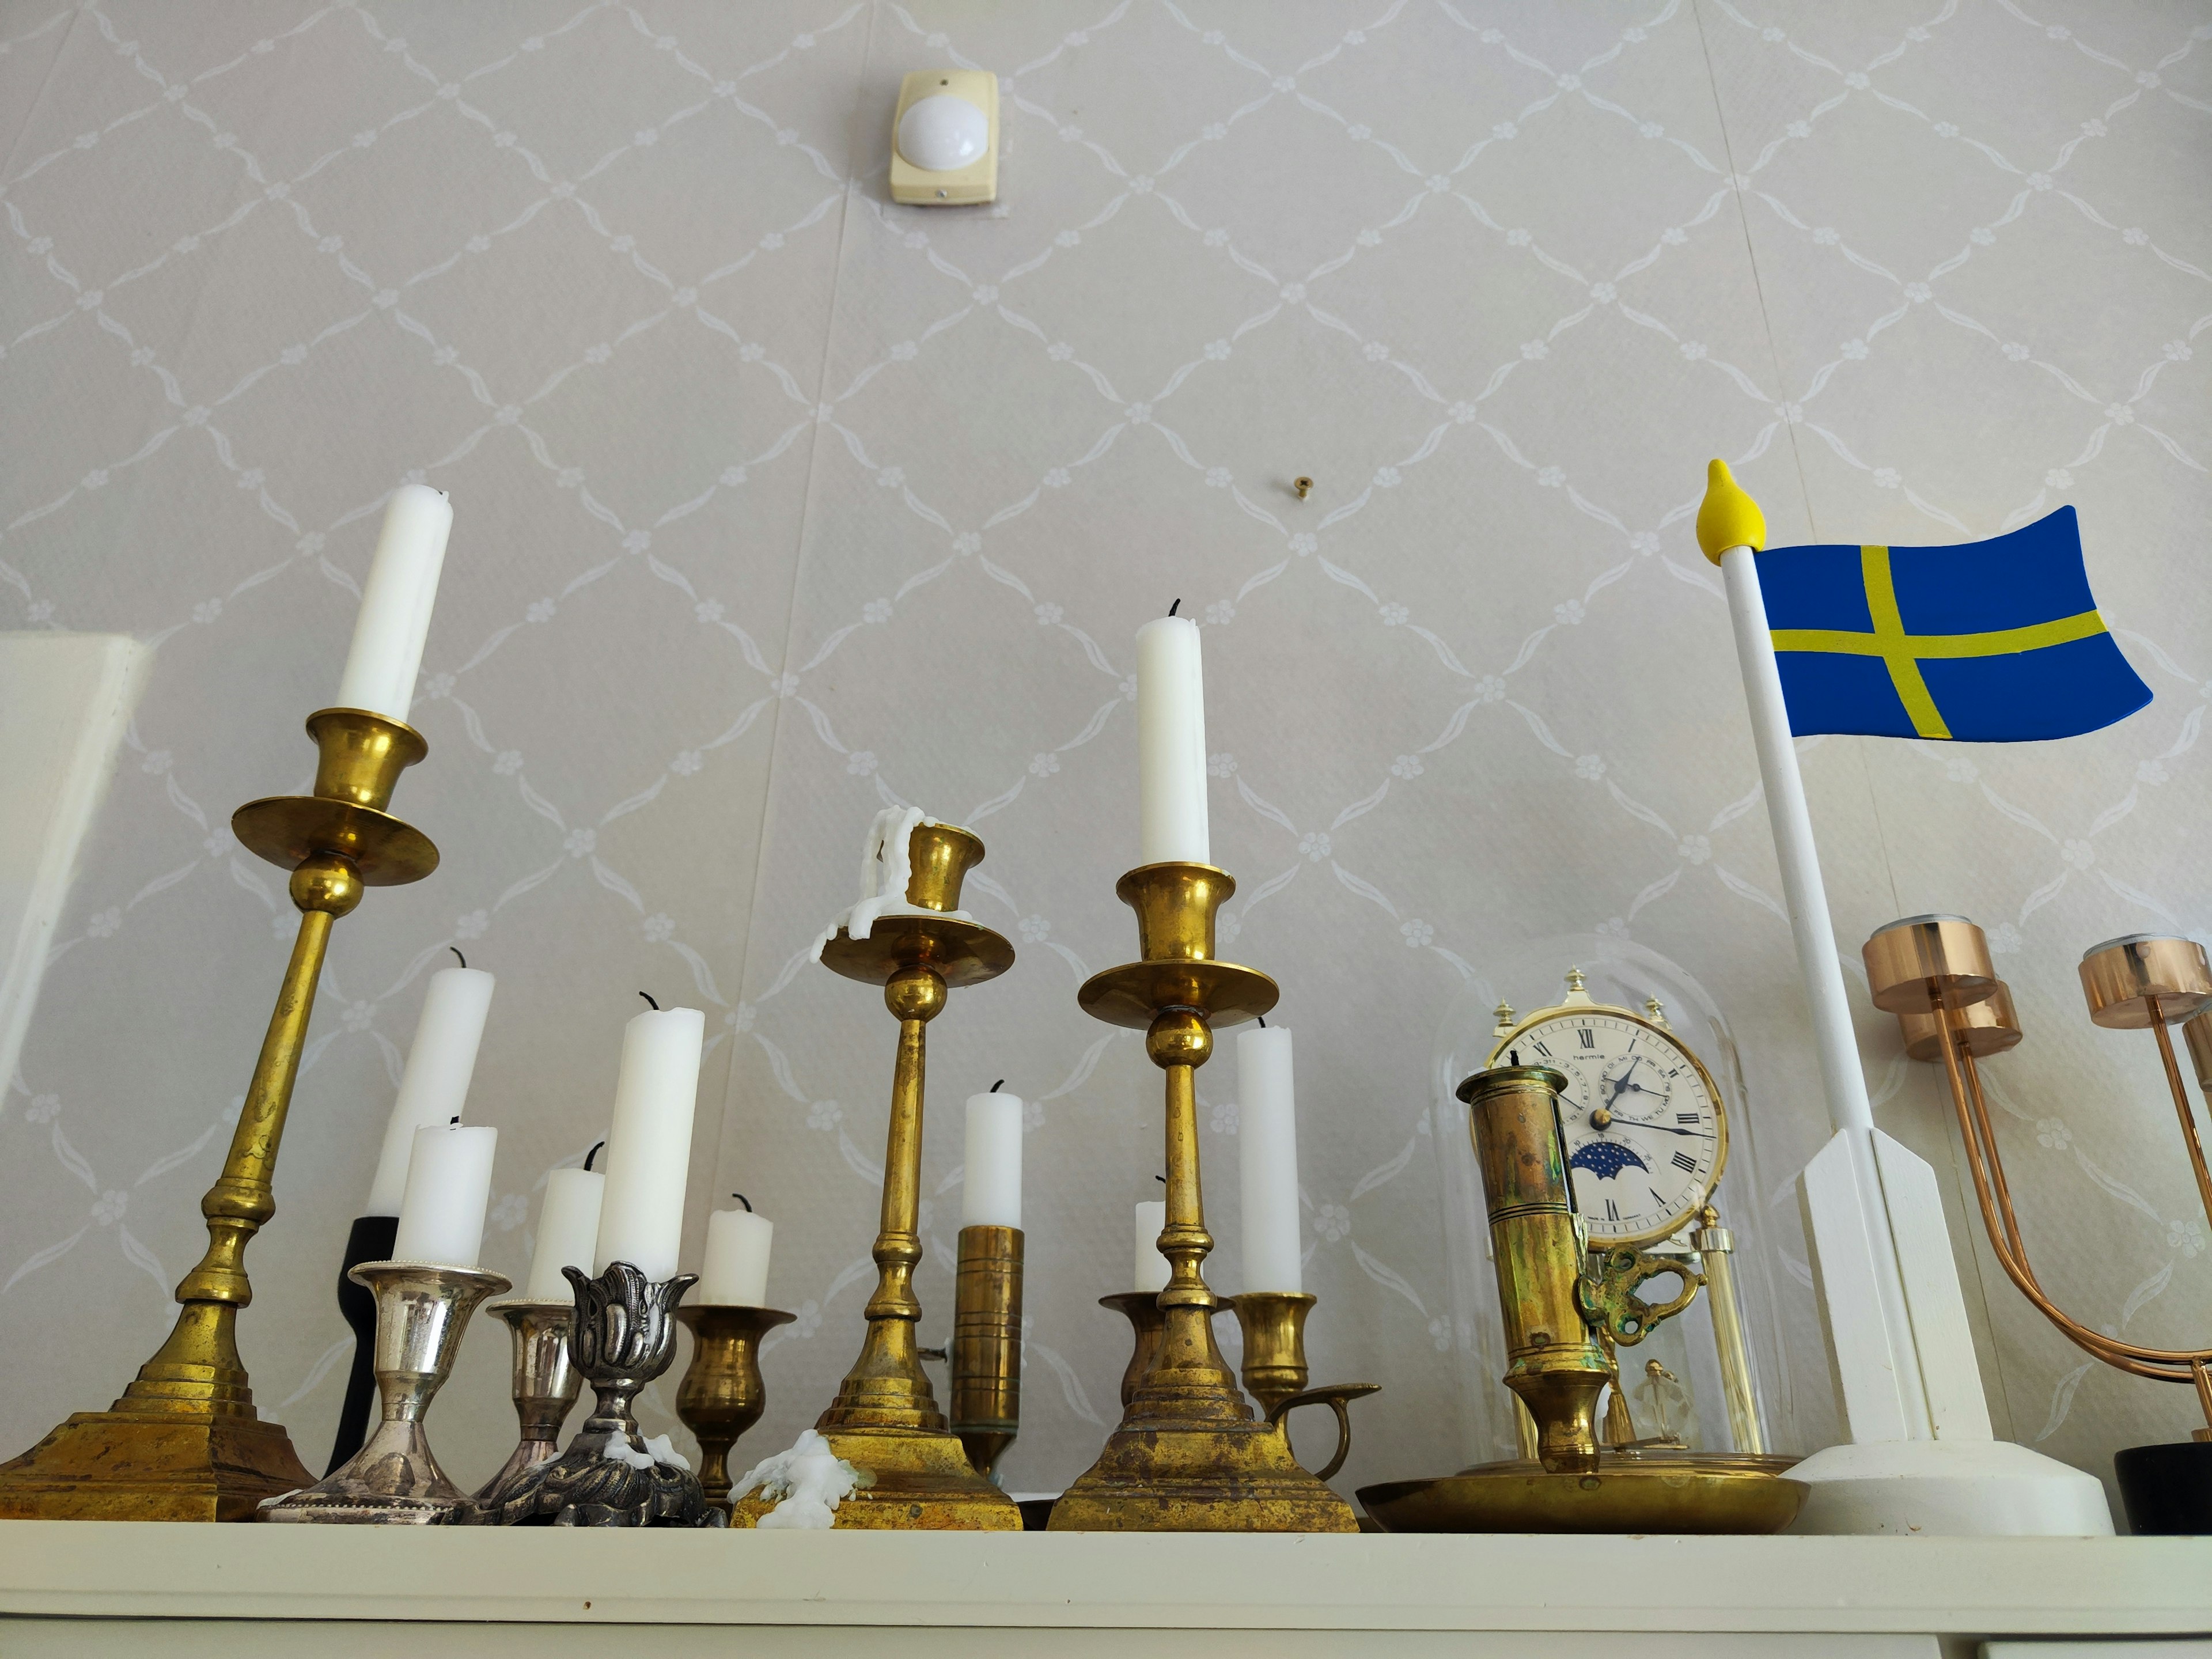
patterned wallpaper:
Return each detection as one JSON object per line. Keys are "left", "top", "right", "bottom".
{"left": 2, "top": 0, "right": 2206, "bottom": 1521}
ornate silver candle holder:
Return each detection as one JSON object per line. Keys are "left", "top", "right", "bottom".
{"left": 467, "top": 1262, "right": 720, "bottom": 1527}
{"left": 473, "top": 1300, "right": 583, "bottom": 1504}
{"left": 260, "top": 1260, "right": 508, "bottom": 1524}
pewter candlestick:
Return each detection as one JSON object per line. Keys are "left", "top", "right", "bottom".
{"left": 261, "top": 1261, "right": 507, "bottom": 1524}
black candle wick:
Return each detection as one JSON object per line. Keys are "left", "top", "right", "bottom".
{"left": 733, "top": 1193, "right": 753, "bottom": 1212}
{"left": 584, "top": 1139, "right": 605, "bottom": 1172}
{"left": 1168, "top": 598, "right": 1181, "bottom": 616}
{"left": 638, "top": 991, "right": 658, "bottom": 1010}
{"left": 991, "top": 1079, "right": 1005, "bottom": 1093}
{"left": 449, "top": 946, "right": 466, "bottom": 969}
{"left": 1257, "top": 1015, "right": 1266, "bottom": 1027}
{"left": 449, "top": 1115, "right": 461, "bottom": 1125}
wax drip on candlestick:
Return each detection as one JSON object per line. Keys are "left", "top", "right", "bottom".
{"left": 638, "top": 991, "right": 659, "bottom": 1010}
{"left": 584, "top": 1140, "right": 604, "bottom": 1171}
{"left": 733, "top": 1194, "right": 752, "bottom": 1212}
{"left": 450, "top": 946, "right": 466, "bottom": 969}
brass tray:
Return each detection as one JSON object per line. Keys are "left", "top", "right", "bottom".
{"left": 1359, "top": 1452, "right": 1806, "bottom": 1535}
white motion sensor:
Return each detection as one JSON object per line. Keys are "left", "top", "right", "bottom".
{"left": 889, "top": 70, "right": 998, "bottom": 206}
{"left": 897, "top": 93, "right": 988, "bottom": 173}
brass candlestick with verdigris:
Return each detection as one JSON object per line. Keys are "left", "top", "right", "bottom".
{"left": 732, "top": 809, "right": 1021, "bottom": 1529}
{"left": 1360, "top": 1062, "right": 1808, "bottom": 1533}
{"left": 0, "top": 708, "right": 440, "bottom": 1522}
{"left": 1050, "top": 862, "right": 1374, "bottom": 1531}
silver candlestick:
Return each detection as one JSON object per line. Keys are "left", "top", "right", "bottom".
{"left": 260, "top": 1260, "right": 508, "bottom": 1524}
{"left": 474, "top": 1300, "right": 582, "bottom": 1505}
{"left": 465, "top": 1261, "right": 719, "bottom": 1527}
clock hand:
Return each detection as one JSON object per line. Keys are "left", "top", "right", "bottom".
{"left": 1604, "top": 1055, "right": 1642, "bottom": 1107}
{"left": 1605, "top": 1116, "right": 1709, "bottom": 1138}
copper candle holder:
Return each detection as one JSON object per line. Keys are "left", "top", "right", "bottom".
{"left": 1051, "top": 862, "right": 1366, "bottom": 1532}
{"left": 950, "top": 1224, "right": 1023, "bottom": 1479}
{"left": 674, "top": 1304, "right": 794, "bottom": 1513}
{"left": 0, "top": 709, "right": 438, "bottom": 1522}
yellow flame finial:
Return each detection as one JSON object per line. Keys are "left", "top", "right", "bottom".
{"left": 1696, "top": 458, "right": 1766, "bottom": 565}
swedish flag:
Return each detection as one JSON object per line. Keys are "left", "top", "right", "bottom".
{"left": 1759, "top": 507, "right": 2152, "bottom": 743}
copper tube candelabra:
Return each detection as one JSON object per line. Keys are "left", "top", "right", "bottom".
{"left": 736, "top": 822, "right": 1020, "bottom": 1529}
{"left": 674, "top": 1304, "right": 794, "bottom": 1514}
{"left": 0, "top": 709, "right": 438, "bottom": 1522}
{"left": 949, "top": 1224, "right": 1023, "bottom": 1479}
{"left": 1050, "top": 862, "right": 1362, "bottom": 1532}
{"left": 1865, "top": 917, "right": 2212, "bottom": 1427}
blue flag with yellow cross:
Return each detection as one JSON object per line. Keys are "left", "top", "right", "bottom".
{"left": 1752, "top": 507, "right": 2150, "bottom": 743}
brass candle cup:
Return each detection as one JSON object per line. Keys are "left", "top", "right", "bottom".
{"left": 950, "top": 1224, "right": 1023, "bottom": 1479}
{"left": 674, "top": 1304, "right": 794, "bottom": 1514}
{"left": 737, "top": 822, "right": 1020, "bottom": 1529}
{"left": 260, "top": 1262, "right": 509, "bottom": 1524}
{"left": 1868, "top": 916, "right": 2212, "bottom": 1532}
{"left": 1051, "top": 862, "right": 1368, "bottom": 1533}
{"left": 1227, "top": 1291, "right": 1375, "bottom": 1483}
{"left": 474, "top": 1300, "right": 584, "bottom": 1505}
{"left": 0, "top": 708, "right": 438, "bottom": 1522}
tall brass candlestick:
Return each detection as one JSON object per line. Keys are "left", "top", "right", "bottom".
{"left": 734, "top": 821, "right": 1018, "bottom": 1529}
{"left": 1051, "top": 862, "right": 1358, "bottom": 1532}
{"left": 0, "top": 709, "right": 438, "bottom": 1522}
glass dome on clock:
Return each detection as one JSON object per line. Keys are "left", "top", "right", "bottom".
{"left": 1429, "top": 931, "right": 1808, "bottom": 1469}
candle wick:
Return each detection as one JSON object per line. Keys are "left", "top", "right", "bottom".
{"left": 449, "top": 946, "right": 466, "bottom": 969}
{"left": 991, "top": 1079, "right": 1005, "bottom": 1093}
{"left": 733, "top": 1192, "right": 752, "bottom": 1212}
{"left": 584, "top": 1139, "right": 605, "bottom": 1171}
{"left": 638, "top": 991, "right": 659, "bottom": 1010}
{"left": 1155, "top": 1173, "right": 1166, "bottom": 1184}
{"left": 1168, "top": 598, "right": 1181, "bottom": 616}
{"left": 449, "top": 1115, "right": 461, "bottom": 1125}
{"left": 1257, "top": 1015, "right": 1265, "bottom": 1027}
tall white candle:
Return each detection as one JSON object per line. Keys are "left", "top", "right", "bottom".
{"left": 698, "top": 1204, "right": 774, "bottom": 1306}
{"left": 1237, "top": 1025, "right": 1303, "bottom": 1294}
{"left": 1136, "top": 614, "right": 1210, "bottom": 865}
{"left": 963, "top": 1089, "right": 1023, "bottom": 1230}
{"left": 592, "top": 1006, "right": 705, "bottom": 1281}
{"left": 336, "top": 483, "right": 453, "bottom": 724}
{"left": 1132, "top": 1199, "right": 1171, "bottom": 1294}
{"left": 523, "top": 1164, "right": 604, "bottom": 1300}
{"left": 391, "top": 1121, "right": 498, "bottom": 1269}
{"left": 363, "top": 965, "right": 496, "bottom": 1217}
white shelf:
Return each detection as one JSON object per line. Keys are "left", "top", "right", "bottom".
{"left": 1, "top": 1522, "right": 2207, "bottom": 1656}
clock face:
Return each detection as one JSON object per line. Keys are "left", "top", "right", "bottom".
{"left": 1506, "top": 1011, "right": 1724, "bottom": 1246}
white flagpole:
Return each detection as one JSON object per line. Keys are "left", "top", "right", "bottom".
{"left": 1696, "top": 461, "right": 2110, "bottom": 1535}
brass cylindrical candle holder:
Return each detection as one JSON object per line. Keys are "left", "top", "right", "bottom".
{"left": 950, "top": 1224, "right": 1023, "bottom": 1479}
{"left": 0, "top": 707, "right": 439, "bottom": 1522}
{"left": 674, "top": 1304, "right": 794, "bottom": 1513}
{"left": 261, "top": 1262, "right": 509, "bottom": 1524}
{"left": 473, "top": 1300, "right": 584, "bottom": 1505}
{"left": 734, "top": 821, "right": 1019, "bottom": 1529}
{"left": 1228, "top": 1291, "right": 1314, "bottom": 1415}
{"left": 1051, "top": 862, "right": 1363, "bottom": 1532}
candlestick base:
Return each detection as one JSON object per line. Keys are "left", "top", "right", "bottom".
{"left": 465, "top": 1263, "right": 721, "bottom": 1528}
{"left": 674, "top": 1305, "right": 793, "bottom": 1516}
{"left": 261, "top": 1262, "right": 508, "bottom": 1525}
{"left": 731, "top": 1425, "right": 1021, "bottom": 1530}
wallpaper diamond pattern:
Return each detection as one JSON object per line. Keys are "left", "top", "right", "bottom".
{"left": 1, "top": 0, "right": 2207, "bottom": 1514}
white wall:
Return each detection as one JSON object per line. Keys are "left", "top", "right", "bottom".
{"left": 1, "top": 0, "right": 2205, "bottom": 1513}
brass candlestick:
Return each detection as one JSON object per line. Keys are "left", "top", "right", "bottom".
{"left": 0, "top": 708, "right": 438, "bottom": 1522}
{"left": 260, "top": 1262, "right": 509, "bottom": 1524}
{"left": 1866, "top": 917, "right": 2212, "bottom": 1533}
{"left": 1229, "top": 1291, "right": 1376, "bottom": 1482}
{"left": 674, "top": 1304, "right": 794, "bottom": 1513}
{"left": 1359, "top": 1063, "right": 1804, "bottom": 1534}
{"left": 474, "top": 1300, "right": 584, "bottom": 1505}
{"left": 950, "top": 1224, "right": 1022, "bottom": 1479}
{"left": 736, "top": 821, "right": 1019, "bottom": 1529}
{"left": 1051, "top": 862, "right": 1362, "bottom": 1532}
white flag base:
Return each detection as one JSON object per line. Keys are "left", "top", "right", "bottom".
{"left": 1783, "top": 1438, "right": 2115, "bottom": 1536}
{"left": 1790, "top": 1128, "right": 2115, "bottom": 1536}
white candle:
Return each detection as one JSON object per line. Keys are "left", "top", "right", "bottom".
{"left": 523, "top": 1164, "right": 604, "bottom": 1300}
{"left": 1237, "top": 1025, "right": 1303, "bottom": 1294}
{"left": 391, "top": 1121, "right": 498, "bottom": 1269}
{"left": 1136, "top": 614, "right": 1210, "bottom": 865}
{"left": 592, "top": 1006, "right": 705, "bottom": 1280}
{"left": 336, "top": 483, "right": 453, "bottom": 723}
{"left": 698, "top": 1204, "right": 774, "bottom": 1305}
{"left": 1132, "top": 1199, "right": 1171, "bottom": 1294}
{"left": 963, "top": 1089, "right": 1023, "bottom": 1230}
{"left": 363, "top": 965, "right": 496, "bottom": 1216}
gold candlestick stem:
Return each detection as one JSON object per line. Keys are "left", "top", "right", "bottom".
{"left": 1051, "top": 862, "right": 1364, "bottom": 1532}
{"left": 733, "top": 821, "right": 1018, "bottom": 1529}
{"left": 675, "top": 1305, "right": 794, "bottom": 1513}
{"left": 0, "top": 709, "right": 437, "bottom": 1522}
